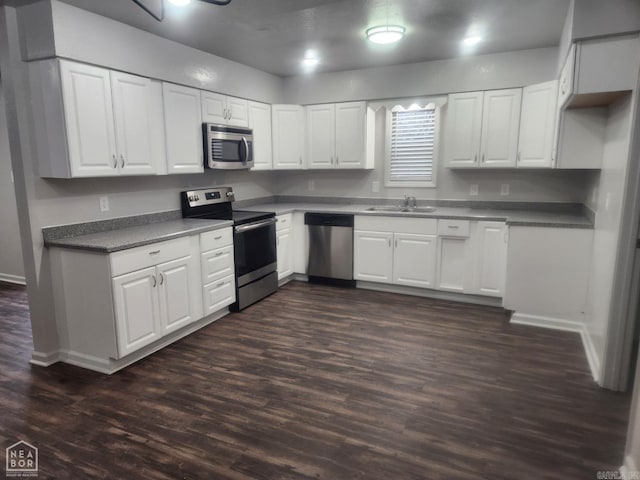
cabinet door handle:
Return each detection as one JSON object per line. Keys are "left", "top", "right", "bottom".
{"left": 330, "top": 156, "right": 333, "bottom": 164}
{"left": 112, "top": 154, "right": 117, "bottom": 169}
{"left": 214, "top": 235, "right": 222, "bottom": 240}
{"left": 448, "top": 225, "right": 460, "bottom": 229}
{"left": 149, "top": 250, "right": 160, "bottom": 255}
{"left": 228, "top": 107, "right": 232, "bottom": 120}
{"left": 394, "top": 238, "right": 397, "bottom": 248}
{"left": 151, "top": 275, "right": 157, "bottom": 287}
{"left": 159, "top": 273, "right": 164, "bottom": 285}
{"left": 481, "top": 153, "right": 485, "bottom": 163}
{"left": 120, "top": 154, "right": 125, "bottom": 168}
{"left": 474, "top": 153, "right": 478, "bottom": 164}
{"left": 517, "top": 152, "right": 521, "bottom": 163}
{"left": 299, "top": 157, "right": 302, "bottom": 165}
{"left": 336, "top": 156, "right": 339, "bottom": 165}
{"left": 215, "top": 251, "right": 224, "bottom": 257}
{"left": 217, "top": 281, "right": 225, "bottom": 287}
{"left": 388, "top": 238, "right": 391, "bottom": 248}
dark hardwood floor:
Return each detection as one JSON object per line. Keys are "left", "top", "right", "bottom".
{"left": 0, "top": 280, "right": 631, "bottom": 479}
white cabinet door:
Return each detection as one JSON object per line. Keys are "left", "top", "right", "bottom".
{"left": 479, "top": 88, "right": 521, "bottom": 168}
{"left": 112, "top": 267, "right": 161, "bottom": 357}
{"left": 354, "top": 231, "right": 393, "bottom": 283}
{"left": 335, "top": 101, "right": 366, "bottom": 169}
{"left": 276, "top": 228, "right": 293, "bottom": 280}
{"left": 272, "top": 105, "right": 305, "bottom": 169}
{"left": 226, "top": 96, "right": 249, "bottom": 127}
{"left": 110, "top": 71, "right": 158, "bottom": 175}
{"left": 437, "top": 237, "right": 470, "bottom": 292}
{"left": 60, "top": 60, "right": 118, "bottom": 177}
{"left": 156, "top": 256, "right": 195, "bottom": 335}
{"left": 201, "top": 91, "right": 227, "bottom": 124}
{"left": 393, "top": 233, "right": 437, "bottom": 288}
{"left": 163, "top": 83, "right": 203, "bottom": 174}
{"left": 307, "top": 104, "right": 335, "bottom": 169}
{"left": 472, "top": 222, "right": 507, "bottom": 297}
{"left": 248, "top": 101, "right": 273, "bottom": 170}
{"left": 517, "top": 81, "right": 558, "bottom": 168}
{"left": 444, "top": 92, "right": 483, "bottom": 168}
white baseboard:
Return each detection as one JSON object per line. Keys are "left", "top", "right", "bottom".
{"left": 30, "top": 350, "right": 61, "bottom": 367}
{"left": 621, "top": 454, "right": 638, "bottom": 479}
{"left": 60, "top": 351, "right": 112, "bottom": 374}
{"left": 0, "top": 273, "right": 26, "bottom": 285}
{"left": 510, "top": 313, "right": 600, "bottom": 382}
{"left": 358, "top": 281, "right": 503, "bottom": 307}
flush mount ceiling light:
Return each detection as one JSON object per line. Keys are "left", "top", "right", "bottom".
{"left": 462, "top": 35, "right": 483, "bottom": 46}
{"left": 366, "top": 25, "right": 406, "bottom": 45}
{"left": 301, "top": 50, "right": 320, "bottom": 71}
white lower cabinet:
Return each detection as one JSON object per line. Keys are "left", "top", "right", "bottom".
{"left": 436, "top": 237, "right": 470, "bottom": 293}
{"left": 393, "top": 234, "right": 437, "bottom": 288}
{"left": 157, "top": 256, "right": 197, "bottom": 334}
{"left": 112, "top": 266, "right": 162, "bottom": 357}
{"left": 354, "top": 216, "right": 437, "bottom": 286}
{"left": 354, "top": 230, "right": 394, "bottom": 283}
{"left": 200, "top": 228, "right": 236, "bottom": 314}
{"left": 471, "top": 222, "right": 508, "bottom": 297}
{"left": 276, "top": 214, "right": 294, "bottom": 280}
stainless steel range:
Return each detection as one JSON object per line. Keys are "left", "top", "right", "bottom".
{"left": 181, "top": 187, "right": 278, "bottom": 311}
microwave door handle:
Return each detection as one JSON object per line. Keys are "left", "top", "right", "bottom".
{"left": 241, "top": 136, "right": 249, "bottom": 166}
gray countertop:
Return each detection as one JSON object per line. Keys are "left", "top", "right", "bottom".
{"left": 44, "top": 218, "right": 233, "bottom": 253}
{"left": 242, "top": 203, "right": 594, "bottom": 229}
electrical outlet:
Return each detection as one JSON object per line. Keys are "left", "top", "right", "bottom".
{"left": 371, "top": 181, "right": 380, "bottom": 193}
{"left": 308, "top": 180, "right": 315, "bottom": 192}
{"left": 500, "top": 184, "right": 510, "bottom": 196}
{"left": 469, "top": 184, "right": 479, "bottom": 196}
{"left": 99, "top": 196, "right": 110, "bottom": 212}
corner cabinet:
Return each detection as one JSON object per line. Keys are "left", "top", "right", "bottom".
{"left": 248, "top": 101, "right": 273, "bottom": 170}
{"left": 30, "top": 59, "right": 164, "bottom": 178}
{"left": 444, "top": 88, "right": 522, "bottom": 169}
{"left": 272, "top": 105, "right": 306, "bottom": 169}
{"left": 162, "top": 83, "right": 204, "bottom": 174}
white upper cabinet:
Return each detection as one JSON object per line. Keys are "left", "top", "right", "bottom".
{"left": 335, "top": 102, "right": 369, "bottom": 169}
{"left": 306, "top": 101, "right": 370, "bottom": 170}
{"left": 307, "top": 104, "right": 336, "bottom": 168}
{"left": 445, "top": 89, "right": 522, "bottom": 169}
{"left": 163, "top": 82, "right": 204, "bottom": 174}
{"left": 247, "top": 101, "right": 273, "bottom": 170}
{"left": 272, "top": 105, "right": 306, "bottom": 169}
{"left": 444, "top": 92, "right": 483, "bottom": 168}
{"left": 111, "top": 71, "right": 161, "bottom": 175}
{"left": 479, "top": 88, "right": 521, "bottom": 168}
{"left": 60, "top": 61, "right": 118, "bottom": 177}
{"left": 201, "top": 91, "right": 248, "bottom": 127}
{"left": 517, "top": 80, "right": 558, "bottom": 168}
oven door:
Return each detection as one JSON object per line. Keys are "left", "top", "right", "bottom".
{"left": 234, "top": 218, "right": 277, "bottom": 286}
{"left": 206, "top": 131, "right": 254, "bottom": 170}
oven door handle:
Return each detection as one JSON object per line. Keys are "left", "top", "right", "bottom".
{"left": 234, "top": 217, "right": 276, "bottom": 233}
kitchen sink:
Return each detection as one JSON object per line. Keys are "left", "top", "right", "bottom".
{"left": 366, "top": 206, "right": 437, "bottom": 213}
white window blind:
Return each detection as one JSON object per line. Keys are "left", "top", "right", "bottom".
{"left": 388, "top": 106, "right": 436, "bottom": 183}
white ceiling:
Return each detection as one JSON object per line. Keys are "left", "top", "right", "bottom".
{"left": 55, "top": 0, "right": 570, "bottom": 77}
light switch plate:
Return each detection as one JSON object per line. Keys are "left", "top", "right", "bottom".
{"left": 372, "top": 181, "right": 380, "bottom": 193}
{"left": 469, "top": 184, "right": 479, "bottom": 196}
{"left": 500, "top": 184, "right": 510, "bottom": 196}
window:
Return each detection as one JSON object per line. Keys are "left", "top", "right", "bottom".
{"left": 385, "top": 104, "right": 439, "bottom": 188}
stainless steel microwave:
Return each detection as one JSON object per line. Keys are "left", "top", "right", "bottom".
{"left": 203, "top": 123, "right": 254, "bottom": 170}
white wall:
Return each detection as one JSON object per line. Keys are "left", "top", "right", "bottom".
{"left": 584, "top": 95, "right": 635, "bottom": 379}
{"left": 0, "top": 82, "right": 25, "bottom": 283}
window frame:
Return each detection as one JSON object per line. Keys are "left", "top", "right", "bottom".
{"left": 384, "top": 103, "right": 440, "bottom": 189}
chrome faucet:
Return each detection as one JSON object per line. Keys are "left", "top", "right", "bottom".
{"left": 402, "top": 195, "right": 417, "bottom": 208}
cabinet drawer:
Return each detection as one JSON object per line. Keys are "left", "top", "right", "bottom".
{"left": 200, "top": 227, "right": 233, "bottom": 251}
{"left": 437, "top": 219, "right": 470, "bottom": 237}
{"left": 276, "top": 213, "right": 292, "bottom": 232}
{"left": 203, "top": 275, "right": 236, "bottom": 315}
{"left": 355, "top": 216, "right": 437, "bottom": 235}
{"left": 110, "top": 236, "right": 191, "bottom": 277}
{"left": 201, "top": 245, "right": 234, "bottom": 284}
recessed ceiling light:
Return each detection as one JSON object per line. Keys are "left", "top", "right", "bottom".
{"left": 462, "top": 35, "right": 483, "bottom": 46}
{"left": 167, "top": 0, "right": 192, "bottom": 6}
{"left": 366, "top": 25, "right": 405, "bottom": 45}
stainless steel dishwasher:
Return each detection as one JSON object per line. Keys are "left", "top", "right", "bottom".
{"left": 305, "top": 213, "right": 355, "bottom": 287}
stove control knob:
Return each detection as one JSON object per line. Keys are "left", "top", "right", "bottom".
{"left": 195, "top": 195, "right": 200, "bottom": 201}
{"left": 188, "top": 195, "right": 195, "bottom": 202}
{"left": 226, "top": 192, "right": 233, "bottom": 197}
